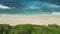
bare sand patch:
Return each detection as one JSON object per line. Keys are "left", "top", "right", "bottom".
{"left": 0, "top": 15, "right": 60, "bottom": 26}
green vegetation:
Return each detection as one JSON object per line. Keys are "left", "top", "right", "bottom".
{"left": 0, "top": 24, "right": 60, "bottom": 34}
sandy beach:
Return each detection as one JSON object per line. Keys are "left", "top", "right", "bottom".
{"left": 0, "top": 15, "right": 60, "bottom": 26}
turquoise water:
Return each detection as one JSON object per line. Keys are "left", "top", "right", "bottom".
{"left": 0, "top": 9, "right": 52, "bottom": 15}
{"left": 0, "top": 0, "right": 60, "bottom": 16}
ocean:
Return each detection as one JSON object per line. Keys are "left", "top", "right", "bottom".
{"left": 0, "top": 0, "right": 60, "bottom": 16}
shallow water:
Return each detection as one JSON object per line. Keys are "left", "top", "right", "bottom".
{"left": 0, "top": 9, "right": 52, "bottom": 15}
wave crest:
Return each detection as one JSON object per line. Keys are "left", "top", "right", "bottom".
{"left": 0, "top": 4, "right": 11, "bottom": 9}
{"left": 52, "top": 12, "right": 60, "bottom": 16}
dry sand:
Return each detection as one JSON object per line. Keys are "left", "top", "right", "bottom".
{"left": 0, "top": 15, "right": 60, "bottom": 26}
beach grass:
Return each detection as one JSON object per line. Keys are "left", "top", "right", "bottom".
{"left": 0, "top": 24, "right": 60, "bottom": 34}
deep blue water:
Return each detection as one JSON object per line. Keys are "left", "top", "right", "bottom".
{"left": 0, "top": 0, "right": 60, "bottom": 15}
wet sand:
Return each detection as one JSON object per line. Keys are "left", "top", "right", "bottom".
{"left": 0, "top": 15, "right": 60, "bottom": 26}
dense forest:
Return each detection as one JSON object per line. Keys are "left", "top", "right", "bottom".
{"left": 0, "top": 24, "right": 60, "bottom": 34}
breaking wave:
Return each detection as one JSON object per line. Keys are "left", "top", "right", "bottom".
{"left": 0, "top": 4, "right": 11, "bottom": 9}
{"left": 52, "top": 12, "right": 60, "bottom": 16}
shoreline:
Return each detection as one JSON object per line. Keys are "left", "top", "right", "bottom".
{"left": 0, "top": 14, "right": 60, "bottom": 17}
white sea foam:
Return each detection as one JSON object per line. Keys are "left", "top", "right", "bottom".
{"left": 0, "top": 4, "right": 11, "bottom": 9}
{"left": 52, "top": 12, "right": 60, "bottom": 16}
{"left": 0, "top": 14, "right": 29, "bottom": 17}
{"left": 43, "top": 2, "right": 60, "bottom": 8}
{"left": 0, "top": 13, "right": 60, "bottom": 17}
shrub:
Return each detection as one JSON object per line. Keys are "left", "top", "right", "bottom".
{"left": 0, "top": 24, "right": 60, "bottom": 34}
